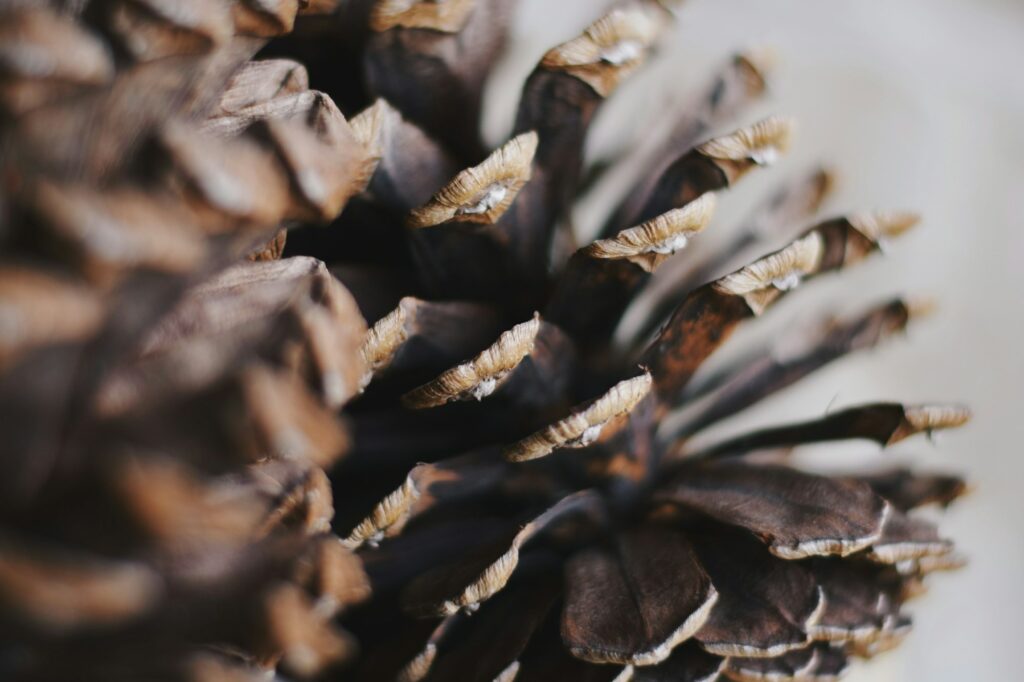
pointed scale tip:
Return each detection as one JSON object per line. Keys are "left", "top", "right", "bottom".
{"left": 698, "top": 116, "right": 795, "bottom": 166}
{"left": 401, "top": 315, "right": 542, "bottom": 409}
{"left": 736, "top": 46, "right": 778, "bottom": 91}
{"left": 349, "top": 99, "right": 392, "bottom": 157}
{"left": 904, "top": 296, "right": 939, "bottom": 320}
{"left": 741, "top": 45, "right": 779, "bottom": 73}
{"left": 583, "top": 193, "right": 717, "bottom": 271}
{"left": 915, "top": 552, "right": 969, "bottom": 575}
{"left": 504, "top": 371, "right": 653, "bottom": 462}
{"left": 359, "top": 299, "right": 411, "bottom": 389}
{"left": 408, "top": 132, "right": 538, "bottom": 228}
{"left": 849, "top": 210, "right": 921, "bottom": 242}
{"left": 341, "top": 475, "right": 419, "bottom": 550}
{"left": 902, "top": 404, "right": 972, "bottom": 435}
{"left": 813, "top": 165, "right": 840, "bottom": 199}
{"left": 540, "top": 4, "right": 667, "bottom": 97}
{"left": 713, "top": 231, "right": 824, "bottom": 315}
{"left": 370, "top": 0, "right": 477, "bottom": 32}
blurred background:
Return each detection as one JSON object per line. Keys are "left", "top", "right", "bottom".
{"left": 486, "top": 0, "right": 1022, "bottom": 679}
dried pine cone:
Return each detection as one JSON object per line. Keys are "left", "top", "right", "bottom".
{"left": 0, "top": 1, "right": 971, "bottom": 681}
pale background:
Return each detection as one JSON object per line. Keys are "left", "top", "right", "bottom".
{"left": 483, "top": 1, "right": 1024, "bottom": 680}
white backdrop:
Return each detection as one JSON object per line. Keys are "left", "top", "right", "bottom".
{"left": 484, "top": 1, "right": 1024, "bottom": 679}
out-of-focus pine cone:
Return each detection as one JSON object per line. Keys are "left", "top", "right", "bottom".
{"left": 0, "top": 1, "right": 971, "bottom": 681}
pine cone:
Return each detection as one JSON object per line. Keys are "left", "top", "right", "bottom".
{"left": 0, "top": 1, "right": 971, "bottom": 681}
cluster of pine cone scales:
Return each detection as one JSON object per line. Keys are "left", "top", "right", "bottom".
{"left": 0, "top": 1, "right": 972, "bottom": 681}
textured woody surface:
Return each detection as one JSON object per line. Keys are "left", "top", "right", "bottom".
{"left": 522, "top": 2, "right": 1011, "bottom": 680}
{"left": 0, "top": 0, "right": 1010, "bottom": 680}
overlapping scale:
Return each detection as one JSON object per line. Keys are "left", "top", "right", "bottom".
{"left": 0, "top": 1, "right": 970, "bottom": 680}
